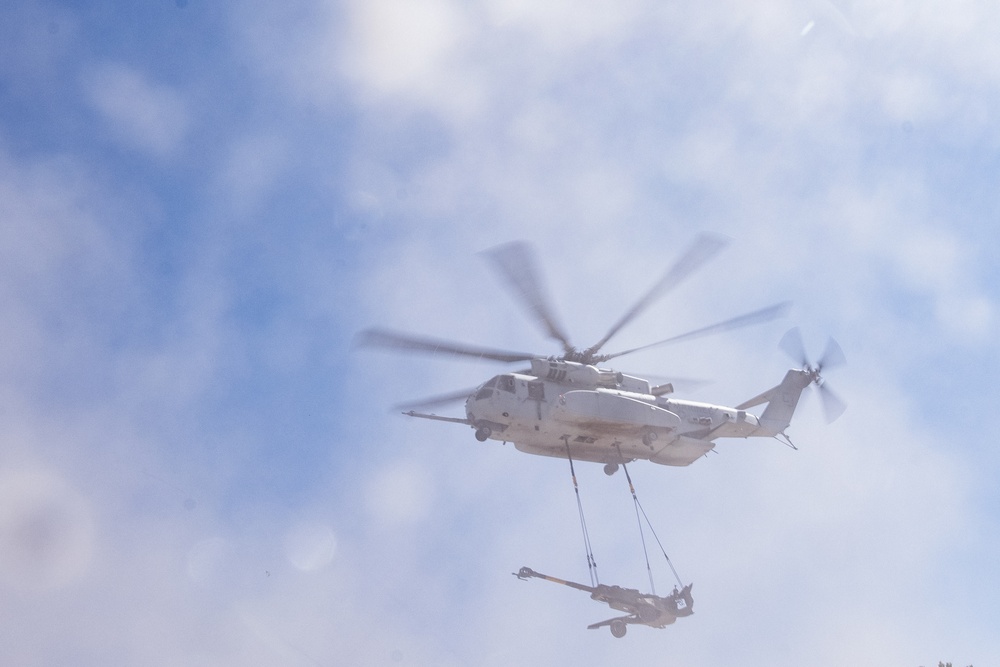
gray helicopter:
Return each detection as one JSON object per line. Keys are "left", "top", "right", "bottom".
{"left": 359, "top": 234, "right": 845, "bottom": 474}
{"left": 515, "top": 566, "right": 694, "bottom": 638}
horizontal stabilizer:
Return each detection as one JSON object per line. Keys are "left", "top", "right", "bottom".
{"left": 735, "top": 384, "right": 779, "bottom": 410}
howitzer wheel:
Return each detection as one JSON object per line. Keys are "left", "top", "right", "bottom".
{"left": 610, "top": 620, "right": 627, "bottom": 638}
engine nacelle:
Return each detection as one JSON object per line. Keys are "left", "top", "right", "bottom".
{"left": 554, "top": 390, "right": 681, "bottom": 430}
{"left": 531, "top": 359, "right": 622, "bottom": 388}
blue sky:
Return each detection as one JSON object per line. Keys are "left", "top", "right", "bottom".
{"left": 2, "top": 1, "right": 999, "bottom": 665}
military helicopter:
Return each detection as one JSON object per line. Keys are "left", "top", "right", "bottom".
{"left": 514, "top": 566, "right": 694, "bottom": 638}
{"left": 358, "top": 234, "right": 844, "bottom": 475}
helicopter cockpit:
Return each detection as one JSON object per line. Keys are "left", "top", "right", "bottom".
{"left": 473, "top": 374, "right": 517, "bottom": 401}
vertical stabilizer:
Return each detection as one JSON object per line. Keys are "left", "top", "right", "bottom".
{"left": 737, "top": 369, "right": 812, "bottom": 436}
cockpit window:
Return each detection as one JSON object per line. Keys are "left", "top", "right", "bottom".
{"left": 483, "top": 377, "right": 499, "bottom": 389}
{"left": 497, "top": 375, "right": 515, "bottom": 392}
{"left": 475, "top": 386, "right": 494, "bottom": 401}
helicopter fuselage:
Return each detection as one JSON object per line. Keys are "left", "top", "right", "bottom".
{"left": 463, "top": 359, "right": 765, "bottom": 468}
{"left": 364, "top": 238, "right": 839, "bottom": 469}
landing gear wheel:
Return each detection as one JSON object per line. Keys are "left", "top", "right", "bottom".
{"left": 603, "top": 463, "right": 619, "bottom": 476}
{"left": 642, "top": 431, "right": 658, "bottom": 447}
{"left": 475, "top": 426, "right": 492, "bottom": 442}
{"left": 610, "top": 620, "right": 627, "bottom": 638}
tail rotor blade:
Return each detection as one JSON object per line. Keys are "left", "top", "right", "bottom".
{"left": 817, "top": 337, "right": 846, "bottom": 372}
{"left": 778, "top": 327, "right": 809, "bottom": 368}
{"left": 818, "top": 383, "right": 847, "bottom": 423}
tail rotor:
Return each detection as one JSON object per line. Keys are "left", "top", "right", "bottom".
{"left": 779, "top": 328, "right": 846, "bottom": 423}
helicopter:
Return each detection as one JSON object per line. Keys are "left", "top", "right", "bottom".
{"left": 358, "top": 234, "right": 845, "bottom": 475}
{"left": 514, "top": 566, "right": 694, "bottom": 638}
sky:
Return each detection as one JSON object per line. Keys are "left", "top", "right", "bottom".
{"left": 1, "top": 0, "right": 999, "bottom": 665}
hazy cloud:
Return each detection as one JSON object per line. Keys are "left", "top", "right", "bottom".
{"left": 81, "top": 62, "right": 190, "bottom": 157}
{"left": 2, "top": 0, "right": 999, "bottom": 665}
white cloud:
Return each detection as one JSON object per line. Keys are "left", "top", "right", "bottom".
{"left": 81, "top": 62, "right": 191, "bottom": 157}
{"left": 891, "top": 227, "right": 995, "bottom": 339}
{"left": 186, "top": 536, "right": 235, "bottom": 586}
{"left": 215, "top": 133, "right": 290, "bottom": 215}
{"left": 0, "top": 145, "right": 138, "bottom": 393}
{"left": 283, "top": 520, "right": 337, "bottom": 571}
{"left": 365, "top": 459, "right": 436, "bottom": 526}
{"left": 934, "top": 292, "right": 994, "bottom": 339}
{"left": 484, "top": 0, "right": 643, "bottom": 51}
{"left": 4, "top": 0, "right": 1000, "bottom": 664}
{"left": 0, "top": 468, "right": 96, "bottom": 592}
{"left": 880, "top": 69, "right": 943, "bottom": 124}
{"left": 341, "top": 0, "right": 470, "bottom": 96}
{"left": 841, "top": 196, "right": 996, "bottom": 341}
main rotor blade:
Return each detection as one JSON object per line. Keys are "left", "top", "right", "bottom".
{"left": 817, "top": 337, "right": 846, "bottom": 371}
{"left": 393, "top": 387, "right": 477, "bottom": 411}
{"left": 778, "top": 327, "right": 808, "bottom": 368}
{"left": 818, "top": 383, "right": 847, "bottom": 423}
{"left": 599, "top": 302, "right": 791, "bottom": 362}
{"left": 481, "top": 241, "right": 574, "bottom": 353}
{"left": 356, "top": 328, "right": 536, "bottom": 363}
{"left": 586, "top": 232, "right": 729, "bottom": 356}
